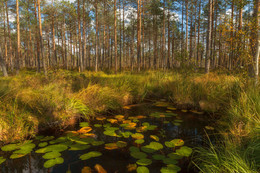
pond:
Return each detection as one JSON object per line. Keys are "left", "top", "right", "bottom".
{"left": 0, "top": 102, "right": 210, "bottom": 173}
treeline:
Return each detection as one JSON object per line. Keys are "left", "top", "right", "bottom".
{"left": 0, "top": 0, "right": 259, "bottom": 76}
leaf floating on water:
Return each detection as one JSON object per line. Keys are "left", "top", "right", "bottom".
{"left": 107, "top": 119, "right": 118, "bottom": 124}
{"left": 81, "top": 166, "right": 92, "bottom": 173}
{"left": 116, "top": 141, "right": 127, "bottom": 148}
{"left": 42, "top": 151, "right": 61, "bottom": 159}
{"left": 35, "top": 136, "right": 44, "bottom": 140}
{"left": 121, "top": 131, "right": 133, "bottom": 138}
{"left": 127, "top": 164, "right": 137, "bottom": 172}
{"left": 0, "top": 157, "right": 6, "bottom": 165}
{"left": 165, "top": 141, "right": 175, "bottom": 148}
{"left": 115, "top": 115, "right": 124, "bottom": 120}
{"left": 96, "top": 116, "right": 106, "bottom": 121}
{"left": 130, "top": 151, "right": 147, "bottom": 159}
{"left": 181, "top": 110, "right": 188, "bottom": 113}
{"left": 40, "top": 136, "right": 55, "bottom": 142}
{"left": 129, "top": 146, "right": 140, "bottom": 152}
{"left": 174, "top": 120, "right": 183, "bottom": 123}
{"left": 10, "top": 153, "right": 27, "bottom": 159}
{"left": 170, "top": 139, "right": 184, "bottom": 147}
{"left": 154, "top": 102, "right": 170, "bottom": 107}
{"left": 176, "top": 146, "right": 192, "bottom": 157}
{"left": 94, "top": 164, "right": 107, "bottom": 173}
{"left": 80, "top": 151, "right": 102, "bottom": 160}
{"left": 131, "top": 133, "right": 144, "bottom": 140}
{"left": 79, "top": 122, "right": 89, "bottom": 127}
{"left": 137, "top": 166, "right": 150, "bottom": 173}
{"left": 160, "top": 164, "right": 181, "bottom": 173}
{"left": 43, "top": 157, "right": 64, "bottom": 168}
{"left": 167, "top": 153, "right": 183, "bottom": 160}
{"left": 39, "top": 142, "right": 48, "bottom": 148}
{"left": 167, "top": 107, "right": 177, "bottom": 111}
{"left": 78, "top": 127, "right": 92, "bottom": 133}
{"left": 105, "top": 143, "right": 118, "bottom": 150}
{"left": 35, "top": 144, "right": 68, "bottom": 153}
{"left": 152, "top": 154, "right": 166, "bottom": 160}
{"left": 91, "top": 141, "right": 105, "bottom": 146}
{"left": 1, "top": 144, "right": 19, "bottom": 152}
{"left": 135, "top": 139, "right": 145, "bottom": 144}
{"left": 69, "top": 144, "right": 90, "bottom": 151}
{"left": 94, "top": 124, "right": 102, "bottom": 128}
{"left": 163, "top": 158, "right": 178, "bottom": 165}
{"left": 205, "top": 126, "right": 214, "bottom": 130}
{"left": 136, "top": 159, "right": 152, "bottom": 166}
{"left": 123, "top": 106, "right": 131, "bottom": 109}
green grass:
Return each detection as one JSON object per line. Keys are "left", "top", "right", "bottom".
{"left": 0, "top": 69, "right": 259, "bottom": 172}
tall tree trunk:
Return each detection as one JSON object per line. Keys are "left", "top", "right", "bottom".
{"left": 205, "top": 0, "right": 212, "bottom": 73}
{"left": 34, "top": 0, "right": 40, "bottom": 72}
{"left": 95, "top": 1, "right": 99, "bottom": 72}
{"left": 137, "top": 0, "right": 142, "bottom": 71}
{"left": 16, "top": 0, "right": 21, "bottom": 73}
{"left": 52, "top": 0, "right": 57, "bottom": 66}
{"left": 122, "top": 0, "right": 125, "bottom": 70}
{"left": 78, "top": 0, "right": 83, "bottom": 72}
{"left": 254, "top": 0, "right": 260, "bottom": 83}
{"left": 185, "top": 0, "right": 189, "bottom": 56}
{"left": 167, "top": 2, "right": 171, "bottom": 69}
{"left": 5, "top": 1, "right": 13, "bottom": 71}
{"left": 0, "top": 49, "right": 8, "bottom": 77}
{"left": 197, "top": 0, "right": 201, "bottom": 67}
{"left": 37, "top": 0, "right": 46, "bottom": 76}
{"left": 114, "top": 0, "right": 118, "bottom": 73}
{"left": 82, "top": 0, "right": 86, "bottom": 71}
{"left": 162, "top": 0, "right": 166, "bottom": 69}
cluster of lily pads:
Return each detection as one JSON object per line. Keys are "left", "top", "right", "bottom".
{"left": 0, "top": 102, "right": 194, "bottom": 172}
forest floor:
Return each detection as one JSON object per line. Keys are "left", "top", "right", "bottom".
{"left": 0, "top": 69, "right": 259, "bottom": 172}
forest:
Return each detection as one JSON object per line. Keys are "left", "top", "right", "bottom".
{"left": 0, "top": 0, "right": 259, "bottom": 173}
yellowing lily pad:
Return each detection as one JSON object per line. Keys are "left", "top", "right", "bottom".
{"left": 170, "top": 139, "right": 184, "bottom": 147}
{"left": 105, "top": 143, "right": 118, "bottom": 150}
{"left": 132, "top": 133, "right": 144, "bottom": 139}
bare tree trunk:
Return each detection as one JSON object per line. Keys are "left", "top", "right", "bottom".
{"left": 34, "top": 0, "right": 40, "bottom": 72}
{"left": 78, "top": 0, "right": 83, "bottom": 72}
{"left": 82, "top": 0, "right": 86, "bottom": 71}
{"left": 0, "top": 49, "right": 8, "bottom": 77}
{"left": 254, "top": 0, "right": 260, "bottom": 83}
{"left": 137, "top": 0, "right": 142, "bottom": 71}
{"left": 185, "top": 0, "right": 188, "bottom": 56}
{"left": 5, "top": 1, "right": 13, "bottom": 71}
{"left": 197, "top": 0, "right": 201, "bottom": 67}
{"left": 114, "top": 0, "right": 118, "bottom": 73}
{"left": 205, "top": 0, "right": 212, "bottom": 73}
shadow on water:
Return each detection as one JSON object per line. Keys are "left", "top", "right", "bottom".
{"left": 0, "top": 103, "right": 210, "bottom": 173}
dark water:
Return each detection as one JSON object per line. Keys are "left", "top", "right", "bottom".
{"left": 0, "top": 103, "right": 209, "bottom": 173}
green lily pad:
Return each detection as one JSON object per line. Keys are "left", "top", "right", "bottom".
{"left": 135, "top": 139, "right": 145, "bottom": 144}
{"left": 176, "top": 146, "right": 192, "bottom": 157}
{"left": 42, "top": 151, "right": 61, "bottom": 159}
{"left": 69, "top": 144, "right": 90, "bottom": 151}
{"left": 165, "top": 141, "right": 175, "bottom": 148}
{"left": 136, "top": 159, "right": 152, "bottom": 166}
{"left": 35, "top": 136, "right": 44, "bottom": 140}
{"left": 49, "top": 137, "right": 67, "bottom": 144}
{"left": 1, "top": 144, "right": 19, "bottom": 152}
{"left": 44, "top": 157, "right": 64, "bottom": 168}
{"left": 130, "top": 151, "right": 147, "bottom": 159}
{"left": 103, "top": 123, "right": 111, "bottom": 128}
{"left": 79, "top": 122, "right": 89, "bottom": 127}
{"left": 160, "top": 164, "right": 181, "bottom": 173}
{"left": 121, "top": 131, "right": 133, "bottom": 138}
{"left": 152, "top": 154, "right": 166, "bottom": 160}
{"left": 170, "top": 139, "right": 184, "bottom": 147}
{"left": 40, "top": 136, "right": 55, "bottom": 142}
{"left": 137, "top": 166, "right": 150, "bottom": 173}
{"left": 147, "top": 125, "right": 157, "bottom": 130}
{"left": 129, "top": 146, "right": 140, "bottom": 152}
{"left": 0, "top": 157, "right": 6, "bottom": 165}
{"left": 174, "top": 120, "right": 183, "bottom": 123}
{"left": 10, "top": 153, "right": 27, "bottom": 159}
{"left": 103, "top": 130, "right": 117, "bottom": 137}
{"left": 79, "top": 151, "right": 102, "bottom": 160}
{"left": 167, "top": 153, "right": 183, "bottom": 160}
{"left": 91, "top": 141, "right": 105, "bottom": 146}
{"left": 148, "top": 142, "right": 163, "bottom": 151}
{"left": 163, "top": 158, "right": 178, "bottom": 165}
{"left": 94, "top": 124, "right": 102, "bottom": 128}
{"left": 39, "top": 142, "right": 48, "bottom": 148}
{"left": 141, "top": 146, "right": 156, "bottom": 153}
{"left": 20, "top": 143, "right": 35, "bottom": 150}
{"left": 35, "top": 144, "right": 68, "bottom": 153}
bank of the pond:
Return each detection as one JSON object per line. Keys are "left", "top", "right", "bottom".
{"left": 0, "top": 70, "right": 259, "bottom": 172}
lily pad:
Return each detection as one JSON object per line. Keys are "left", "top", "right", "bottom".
{"left": 69, "top": 144, "right": 90, "bottom": 151}
{"left": 39, "top": 142, "right": 48, "bottom": 148}
{"left": 1, "top": 144, "right": 19, "bottom": 152}
{"left": 176, "top": 146, "right": 192, "bottom": 157}
{"left": 40, "top": 136, "right": 55, "bottom": 142}
{"left": 79, "top": 122, "right": 89, "bottom": 127}
{"left": 163, "top": 158, "right": 178, "bottom": 165}
{"left": 167, "top": 153, "right": 183, "bottom": 160}
{"left": 105, "top": 143, "right": 118, "bottom": 150}
{"left": 136, "top": 159, "right": 152, "bottom": 166}
{"left": 135, "top": 139, "right": 145, "bottom": 144}
{"left": 160, "top": 164, "right": 181, "bottom": 173}
{"left": 132, "top": 133, "right": 144, "bottom": 139}
{"left": 121, "top": 131, "right": 133, "bottom": 138}
{"left": 44, "top": 157, "right": 64, "bottom": 168}
{"left": 79, "top": 151, "right": 102, "bottom": 160}
{"left": 170, "top": 139, "right": 184, "bottom": 147}
{"left": 35, "top": 144, "right": 68, "bottom": 153}
{"left": 150, "top": 135, "right": 159, "bottom": 141}
{"left": 91, "top": 141, "right": 105, "bottom": 146}
{"left": 152, "top": 154, "right": 166, "bottom": 160}
{"left": 147, "top": 125, "right": 157, "bottom": 130}
{"left": 10, "top": 153, "right": 27, "bottom": 159}
{"left": 165, "top": 141, "right": 175, "bottom": 148}
{"left": 94, "top": 124, "right": 102, "bottom": 128}
{"left": 137, "top": 166, "right": 150, "bottom": 173}
{"left": 42, "top": 151, "right": 61, "bottom": 159}
{"left": 130, "top": 151, "right": 147, "bottom": 159}
{"left": 116, "top": 141, "right": 127, "bottom": 148}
